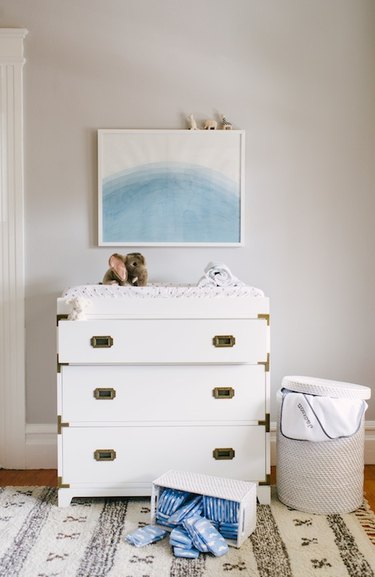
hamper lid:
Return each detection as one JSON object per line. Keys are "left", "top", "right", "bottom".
{"left": 282, "top": 375, "right": 371, "bottom": 400}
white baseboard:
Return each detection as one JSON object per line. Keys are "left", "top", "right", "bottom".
{"left": 25, "top": 424, "right": 57, "bottom": 469}
{"left": 25, "top": 421, "right": 375, "bottom": 470}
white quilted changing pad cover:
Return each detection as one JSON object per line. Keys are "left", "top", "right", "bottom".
{"left": 62, "top": 284, "right": 264, "bottom": 300}
{"left": 61, "top": 284, "right": 266, "bottom": 319}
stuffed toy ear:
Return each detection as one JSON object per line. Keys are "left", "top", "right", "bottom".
{"left": 109, "top": 254, "right": 127, "bottom": 282}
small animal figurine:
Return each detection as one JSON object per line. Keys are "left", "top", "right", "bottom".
{"left": 187, "top": 113, "right": 198, "bottom": 130}
{"left": 203, "top": 119, "right": 217, "bottom": 130}
{"left": 102, "top": 253, "right": 148, "bottom": 287}
{"left": 221, "top": 115, "right": 233, "bottom": 130}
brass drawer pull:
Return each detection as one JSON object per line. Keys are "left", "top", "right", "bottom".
{"left": 212, "top": 335, "right": 236, "bottom": 348}
{"left": 213, "top": 387, "right": 235, "bottom": 399}
{"left": 213, "top": 448, "right": 235, "bottom": 460}
{"left": 94, "top": 449, "right": 116, "bottom": 461}
{"left": 90, "top": 336, "right": 114, "bottom": 348}
{"left": 93, "top": 388, "right": 116, "bottom": 400}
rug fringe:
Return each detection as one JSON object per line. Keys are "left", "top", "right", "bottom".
{"left": 354, "top": 498, "right": 375, "bottom": 545}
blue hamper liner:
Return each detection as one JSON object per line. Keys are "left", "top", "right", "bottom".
{"left": 276, "top": 376, "right": 371, "bottom": 514}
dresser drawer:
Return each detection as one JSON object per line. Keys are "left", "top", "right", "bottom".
{"left": 59, "top": 364, "right": 266, "bottom": 423}
{"left": 57, "top": 319, "right": 268, "bottom": 364}
{"left": 60, "top": 425, "right": 267, "bottom": 484}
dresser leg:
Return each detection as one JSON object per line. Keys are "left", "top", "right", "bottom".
{"left": 257, "top": 485, "right": 271, "bottom": 505}
{"left": 58, "top": 489, "right": 73, "bottom": 507}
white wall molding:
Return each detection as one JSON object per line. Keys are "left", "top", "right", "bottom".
{"left": 26, "top": 421, "right": 375, "bottom": 470}
{"left": 26, "top": 424, "right": 57, "bottom": 469}
{"left": 0, "top": 29, "right": 28, "bottom": 468}
{"left": 364, "top": 421, "right": 375, "bottom": 465}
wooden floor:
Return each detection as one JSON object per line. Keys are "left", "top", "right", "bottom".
{"left": 0, "top": 466, "right": 374, "bottom": 512}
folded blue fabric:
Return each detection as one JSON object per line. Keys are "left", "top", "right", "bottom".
{"left": 193, "top": 516, "right": 229, "bottom": 557}
{"left": 183, "top": 514, "right": 210, "bottom": 553}
{"left": 125, "top": 525, "right": 167, "bottom": 547}
{"left": 169, "top": 527, "right": 193, "bottom": 549}
{"left": 155, "top": 512, "right": 177, "bottom": 528}
{"left": 158, "top": 488, "right": 191, "bottom": 516}
{"left": 183, "top": 514, "right": 229, "bottom": 556}
{"left": 220, "top": 522, "right": 239, "bottom": 530}
{"left": 154, "top": 489, "right": 240, "bottom": 556}
{"left": 202, "top": 496, "right": 239, "bottom": 524}
{"left": 173, "top": 546, "right": 200, "bottom": 558}
{"left": 219, "top": 522, "right": 239, "bottom": 539}
{"left": 168, "top": 495, "right": 203, "bottom": 524}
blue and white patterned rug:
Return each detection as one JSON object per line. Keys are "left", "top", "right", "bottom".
{"left": 0, "top": 487, "right": 374, "bottom": 577}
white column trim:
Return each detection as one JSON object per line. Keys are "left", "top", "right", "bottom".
{"left": 0, "top": 28, "right": 28, "bottom": 468}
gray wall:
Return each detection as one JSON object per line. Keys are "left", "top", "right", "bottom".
{"left": 1, "top": 0, "right": 374, "bottom": 424}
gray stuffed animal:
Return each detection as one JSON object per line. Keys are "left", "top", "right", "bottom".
{"left": 102, "top": 253, "right": 148, "bottom": 287}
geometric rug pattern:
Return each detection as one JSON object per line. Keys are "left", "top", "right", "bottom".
{"left": 0, "top": 487, "right": 374, "bottom": 577}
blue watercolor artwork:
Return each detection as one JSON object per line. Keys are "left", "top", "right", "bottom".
{"left": 102, "top": 161, "right": 240, "bottom": 244}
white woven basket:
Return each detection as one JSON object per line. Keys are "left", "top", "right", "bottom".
{"left": 276, "top": 376, "right": 371, "bottom": 514}
{"left": 151, "top": 469, "right": 257, "bottom": 547}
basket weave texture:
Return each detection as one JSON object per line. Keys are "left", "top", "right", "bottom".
{"left": 277, "top": 423, "right": 365, "bottom": 514}
{"left": 276, "top": 376, "right": 370, "bottom": 514}
{"left": 151, "top": 470, "right": 257, "bottom": 547}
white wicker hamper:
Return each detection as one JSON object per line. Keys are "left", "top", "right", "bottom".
{"left": 276, "top": 376, "right": 371, "bottom": 514}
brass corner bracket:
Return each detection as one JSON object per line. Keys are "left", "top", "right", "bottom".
{"left": 57, "top": 476, "right": 70, "bottom": 489}
{"left": 259, "top": 474, "right": 271, "bottom": 486}
{"left": 57, "top": 355, "right": 69, "bottom": 373}
{"left": 258, "top": 413, "right": 270, "bottom": 432}
{"left": 257, "top": 313, "right": 270, "bottom": 326}
{"left": 57, "top": 415, "right": 69, "bottom": 434}
{"left": 258, "top": 353, "right": 270, "bottom": 372}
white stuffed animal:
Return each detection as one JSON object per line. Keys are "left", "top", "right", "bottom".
{"left": 67, "top": 297, "right": 91, "bottom": 320}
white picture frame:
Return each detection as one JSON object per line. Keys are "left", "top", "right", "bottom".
{"left": 98, "top": 129, "right": 245, "bottom": 246}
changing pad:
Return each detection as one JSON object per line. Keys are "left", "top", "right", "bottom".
{"left": 58, "top": 284, "right": 268, "bottom": 320}
{"left": 62, "top": 284, "right": 265, "bottom": 300}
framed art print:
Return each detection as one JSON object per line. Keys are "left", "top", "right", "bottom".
{"left": 98, "top": 129, "right": 245, "bottom": 246}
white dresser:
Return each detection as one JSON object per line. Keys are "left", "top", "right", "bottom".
{"left": 56, "top": 285, "right": 270, "bottom": 507}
